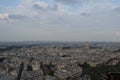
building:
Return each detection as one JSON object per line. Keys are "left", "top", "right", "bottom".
{"left": 54, "top": 63, "right": 82, "bottom": 80}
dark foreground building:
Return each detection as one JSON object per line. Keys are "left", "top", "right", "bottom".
{"left": 16, "top": 62, "right": 24, "bottom": 80}
{"left": 101, "top": 72, "right": 120, "bottom": 80}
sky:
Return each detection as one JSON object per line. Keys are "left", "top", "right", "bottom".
{"left": 0, "top": 0, "right": 120, "bottom": 42}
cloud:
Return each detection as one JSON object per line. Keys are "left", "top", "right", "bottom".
{"left": 113, "top": 7, "right": 120, "bottom": 13}
{"left": 54, "top": 0, "right": 89, "bottom": 5}
{"left": 8, "top": 14, "right": 28, "bottom": 20}
{"left": 47, "top": 4, "right": 58, "bottom": 11}
{"left": 116, "top": 32, "right": 120, "bottom": 37}
{"left": 33, "top": 2, "right": 58, "bottom": 11}
{"left": 80, "top": 12, "right": 89, "bottom": 16}
{"left": 33, "top": 3, "right": 46, "bottom": 11}
{"left": 0, "top": 13, "right": 9, "bottom": 20}
{"left": 33, "top": 1, "right": 48, "bottom": 11}
{"left": 1, "top": 0, "right": 120, "bottom": 41}
{"left": 0, "top": 13, "right": 28, "bottom": 20}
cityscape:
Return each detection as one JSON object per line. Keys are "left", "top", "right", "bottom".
{"left": 0, "top": 41, "right": 120, "bottom": 80}
{"left": 0, "top": 0, "right": 120, "bottom": 80}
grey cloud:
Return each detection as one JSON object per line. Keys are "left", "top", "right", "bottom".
{"left": 33, "top": 3, "right": 58, "bottom": 11}
{"left": 8, "top": 14, "right": 28, "bottom": 20}
{"left": 0, "top": 14, "right": 28, "bottom": 20}
{"left": 113, "top": 7, "right": 120, "bottom": 13}
{"left": 80, "top": 12, "right": 89, "bottom": 16}
{"left": 47, "top": 4, "right": 58, "bottom": 11}
{"left": 54, "top": 0, "right": 89, "bottom": 5}
{"left": 33, "top": 4, "right": 46, "bottom": 11}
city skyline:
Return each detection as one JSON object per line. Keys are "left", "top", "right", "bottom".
{"left": 0, "top": 0, "right": 120, "bottom": 41}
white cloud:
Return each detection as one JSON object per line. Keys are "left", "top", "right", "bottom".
{"left": 0, "top": 13, "right": 9, "bottom": 20}
{"left": 0, "top": 13, "right": 29, "bottom": 21}
{"left": 116, "top": 32, "right": 120, "bottom": 37}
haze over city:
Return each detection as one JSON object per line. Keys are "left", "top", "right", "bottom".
{"left": 0, "top": 0, "right": 120, "bottom": 41}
